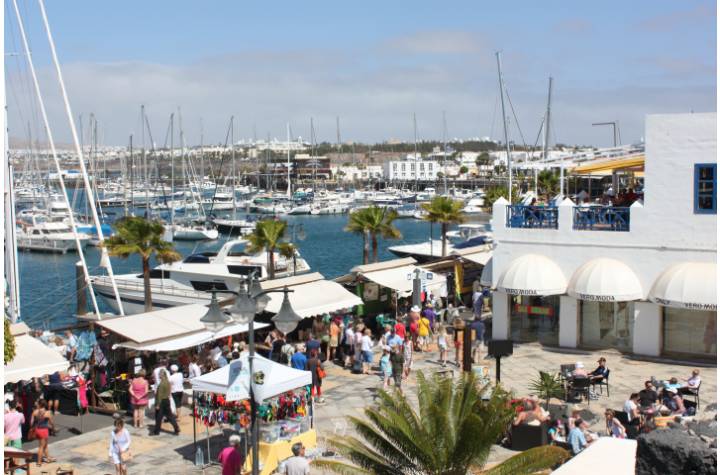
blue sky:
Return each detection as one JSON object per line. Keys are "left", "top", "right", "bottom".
{"left": 5, "top": 0, "right": 716, "bottom": 147}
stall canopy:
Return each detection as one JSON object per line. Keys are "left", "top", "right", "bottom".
{"left": 649, "top": 262, "right": 717, "bottom": 310}
{"left": 96, "top": 304, "right": 268, "bottom": 352}
{"left": 567, "top": 257, "right": 643, "bottom": 302}
{"left": 497, "top": 254, "right": 567, "bottom": 296}
{"left": 261, "top": 273, "right": 363, "bottom": 318}
{"left": 5, "top": 334, "right": 70, "bottom": 383}
{"left": 452, "top": 245, "right": 492, "bottom": 266}
{"left": 480, "top": 258, "right": 493, "bottom": 288}
{"left": 351, "top": 258, "right": 445, "bottom": 296}
{"left": 191, "top": 353, "right": 311, "bottom": 402}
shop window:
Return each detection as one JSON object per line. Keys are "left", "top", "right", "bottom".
{"left": 580, "top": 301, "right": 634, "bottom": 351}
{"left": 694, "top": 163, "right": 716, "bottom": 214}
{"left": 509, "top": 294, "right": 559, "bottom": 346}
{"left": 663, "top": 308, "right": 716, "bottom": 359}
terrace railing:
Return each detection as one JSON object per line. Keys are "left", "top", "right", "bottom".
{"left": 506, "top": 205, "right": 559, "bottom": 229}
{"left": 573, "top": 206, "right": 630, "bottom": 232}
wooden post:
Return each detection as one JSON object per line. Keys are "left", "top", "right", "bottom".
{"left": 76, "top": 261, "right": 87, "bottom": 316}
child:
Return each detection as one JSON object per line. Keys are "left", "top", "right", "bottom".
{"left": 437, "top": 326, "right": 448, "bottom": 367}
{"left": 402, "top": 333, "right": 413, "bottom": 380}
{"left": 379, "top": 346, "right": 392, "bottom": 389}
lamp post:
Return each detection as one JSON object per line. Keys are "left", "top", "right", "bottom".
{"left": 200, "top": 273, "right": 301, "bottom": 475}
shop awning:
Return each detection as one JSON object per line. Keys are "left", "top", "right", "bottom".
{"left": 452, "top": 246, "right": 492, "bottom": 266}
{"left": 97, "top": 304, "right": 268, "bottom": 352}
{"left": 5, "top": 335, "right": 70, "bottom": 383}
{"left": 356, "top": 263, "right": 445, "bottom": 296}
{"left": 480, "top": 258, "right": 493, "bottom": 287}
{"left": 567, "top": 257, "right": 643, "bottom": 301}
{"left": 649, "top": 262, "right": 717, "bottom": 311}
{"left": 552, "top": 438, "right": 636, "bottom": 475}
{"left": 261, "top": 273, "right": 363, "bottom": 318}
{"left": 572, "top": 154, "right": 645, "bottom": 175}
{"left": 191, "top": 353, "right": 311, "bottom": 402}
{"left": 497, "top": 254, "right": 567, "bottom": 296}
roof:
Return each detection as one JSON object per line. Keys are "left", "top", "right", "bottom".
{"left": 552, "top": 438, "right": 637, "bottom": 474}
{"left": 5, "top": 334, "right": 69, "bottom": 383}
{"left": 357, "top": 263, "right": 445, "bottom": 296}
{"left": 260, "top": 272, "right": 325, "bottom": 290}
{"left": 9, "top": 322, "right": 30, "bottom": 336}
{"left": 264, "top": 277, "right": 363, "bottom": 317}
{"left": 95, "top": 304, "right": 211, "bottom": 343}
{"left": 351, "top": 257, "right": 417, "bottom": 273}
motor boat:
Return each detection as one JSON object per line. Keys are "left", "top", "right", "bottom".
{"left": 16, "top": 214, "right": 91, "bottom": 254}
{"left": 92, "top": 239, "right": 311, "bottom": 314}
{"left": 172, "top": 223, "right": 219, "bottom": 241}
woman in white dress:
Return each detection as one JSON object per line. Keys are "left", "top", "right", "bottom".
{"left": 109, "top": 418, "right": 131, "bottom": 475}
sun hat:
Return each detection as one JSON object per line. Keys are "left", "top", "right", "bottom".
{"left": 170, "top": 364, "right": 179, "bottom": 372}
{"left": 575, "top": 362, "right": 584, "bottom": 369}
{"left": 229, "top": 434, "right": 241, "bottom": 445}
{"left": 383, "top": 345, "right": 391, "bottom": 351}
{"left": 410, "top": 305, "right": 421, "bottom": 313}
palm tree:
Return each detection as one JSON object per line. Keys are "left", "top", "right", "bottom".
{"left": 529, "top": 370, "right": 565, "bottom": 411}
{"left": 103, "top": 217, "right": 180, "bottom": 312}
{"left": 246, "top": 219, "right": 295, "bottom": 279}
{"left": 345, "top": 207, "right": 402, "bottom": 264}
{"left": 314, "top": 371, "right": 569, "bottom": 475}
{"left": 421, "top": 196, "right": 466, "bottom": 257}
{"left": 345, "top": 209, "right": 372, "bottom": 265}
{"left": 537, "top": 170, "right": 559, "bottom": 200}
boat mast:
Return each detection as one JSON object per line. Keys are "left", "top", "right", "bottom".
{"left": 230, "top": 115, "right": 237, "bottom": 219}
{"left": 286, "top": 122, "right": 291, "bottom": 198}
{"left": 128, "top": 134, "right": 133, "bottom": 216}
{"left": 543, "top": 76, "right": 557, "bottom": 196}
{"left": 4, "top": 114, "right": 21, "bottom": 322}
{"left": 141, "top": 105, "right": 149, "bottom": 217}
{"left": 495, "top": 51, "right": 512, "bottom": 204}
{"left": 170, "top": 112, "right": 175, "bottom": 227}
{"left": 442, "top": 110, "right": 448, "bottom": 195}
{"left": 413, "top": 112, "right": 418, "bottom": 192}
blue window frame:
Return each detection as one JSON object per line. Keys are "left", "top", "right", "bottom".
{"left": 694, "top": 163, "right": 717, "bottom": 214}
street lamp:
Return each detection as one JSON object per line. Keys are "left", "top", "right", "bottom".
{"left": 200, "top": 273, "right": 299, "bottom": 475}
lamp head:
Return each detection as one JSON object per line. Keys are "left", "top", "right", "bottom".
{"left": 271, "top": 287, "right": 301, "bottom": 335}
{"left": 230, "top": 282, "right": 256, "bottom": 324}
{"left": 248, "top": 277, "right": 271, "bottom": 313}
{"left": 201, "top": 291, "right": 232, "bottom": 332}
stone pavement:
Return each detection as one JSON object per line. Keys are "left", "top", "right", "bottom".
{"left": 38, "top": 343, "right": 716, "bottom": 474}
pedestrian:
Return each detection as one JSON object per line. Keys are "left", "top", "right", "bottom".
{"left": 418, "top": 313, "right": 432, "bottom": 352}
{"left": 343, "top": 324, "right": 355, "bottom": 369}
{"left": 4, "top": 400, "right": 25, "bottom": 449}
{"left": 422, "top": 302, "right": 437, "bottom": 330}
{"left": 109, "top": 418, "right": 131, "bottom": 475}
{"left": 218, "top": 434, "right": 244, "bottom": 475}
{"left": 44, "top": 371, "right": 62, "bottom": 415}
{"left": 328, "top": 317, "right": 341, "bottom": 362}
{"left": 437, "top": 325, "right": 448, "bottom": 367}
{"left": 305, "top": 349, "right": 325, "bottom": 404}
{"left": 128, "top": 369, "right": 149, "bottom": 428}
{"left": 65, "top": 330, "right": 78, "bottom": 361}
{"left": 604, "top": 409, "right": 627, "bottom": 439}
{"left": 282, "top": 442, "right": 310, "bottom": 475}
{"left": 379, "top": 346, "right": 392, "bottom": 389}
{"left": 354, "top": 324, "right": 364, "bottom": 367}
{"left": 291, "top": 344, "right": 307, "bottom": 371}
{"left": 402, "top": 332, "right": 413, "bottom": 380}
{"left": 30, "top": 399, "right": 55, "bottom": 466}
{"left": 361, "top": 329, "right": 374, "bottom": 375}
{"left": 152, "top": 371, "right": 180, "bottom": 436}
{"left": 390, "top": 344, "right": 405, "bottom": 392}
{"left": 188, "top": 355, "right": 203, "bottom": 379}
{"left": 409, "top": 305, "right": 421, "bottom": 351}
{"left": 470, "top": 316, "right": 485, "bottom": 363}
{"left": 169, "top": 364, "right": 185, "bottom": 418}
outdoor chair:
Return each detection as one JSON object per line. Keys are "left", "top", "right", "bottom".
{"left": 510, "top": 421, "right": 549, "bottom": 451}
{"left": 614, "top": 410, "right": 639, "bottom": 439}
{"left": 560, "top": 364, "right": 575, "bottom": 379}
{"left": 568, "top": 377, "right": 591, "bottom": 404}
{"left": 591, "top": 369, "right": 610, "bottom": 397}
{"left": 682, "top": 381, "right": 701, "bottom": 408}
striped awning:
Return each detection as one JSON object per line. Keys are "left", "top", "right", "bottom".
{"left": 572, "top": 154, "right": 645, "bottom": 175}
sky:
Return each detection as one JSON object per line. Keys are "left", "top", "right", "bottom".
{"left": 4, "top": 0, "right": 717, "bottom": 148}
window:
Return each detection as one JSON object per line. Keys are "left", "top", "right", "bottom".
{"left": 694, "top": 163, "right": 716, "bottom": 214}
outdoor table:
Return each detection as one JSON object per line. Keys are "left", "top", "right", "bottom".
{"left": 4, "top": 447, "right": 33, "bottom": 474}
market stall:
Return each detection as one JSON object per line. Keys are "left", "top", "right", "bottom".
{"left": 190, "top": 354, "right": 314, "bottom": 475}
{"left": 5, "top": 331, "right": 69, "bottom": 383}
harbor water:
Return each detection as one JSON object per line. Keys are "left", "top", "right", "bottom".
{"left": 17, "top": 213, "right": 440, "bottom": 329}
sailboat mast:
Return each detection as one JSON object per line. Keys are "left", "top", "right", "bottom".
{"left": 170, "top": 112, "right": 175, "bottom": 226}
{"left": 442, "top": 110, "right": 448, "bottom": 195}
{"left": 413, "top": 112, "right": 418, "bottom": 192}
{"left": 543, "top": 77, "right": 559, "bottom": 197}
{"left": 128, "top": 134, "right": 133, "bottom": 216}
{"left": 231, "top": 115, "right": 237, "bottom": 217}
{"left": 286, "top": 122, "right": 292, "bottom": 198}
{"left": 495, "top": 51, "right": 512, "bottom": 204}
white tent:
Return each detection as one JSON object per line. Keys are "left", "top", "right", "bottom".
{"left": 351, "top": 259, "right": 445, "bottom": 297}
{"left": 191, "top": 353, "right": 311, "bottom": 403}
{"left": 96, "top": 303, "right": 268, "bottom": 352}
{"left": 567, "top": 257, "right": 643, "bottom": 301}
{"left": 5, "top": 334, "right": 70, "bottom": 383}
{"left": 649, "top": 262, "right": 717, "bottom": 310}
{"left": 497, "top": 254, "right": 567, "bottom": 296}
{"left": 261, "top": 273, "right": 363, "bottom": 318}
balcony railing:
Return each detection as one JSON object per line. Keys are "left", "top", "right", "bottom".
{"left": 506, "top": 205, "right": 559, "bottom": 229}
{"left": 573, "top": 206, "right": 630, "bottom": 231}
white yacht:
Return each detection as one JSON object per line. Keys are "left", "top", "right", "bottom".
{"left": 16, "top": 214, "right": 91, "bottom": 254}
{"left": 172, "top": 223, "right": 219, "bottom": 241}
{"left": 92, "top": 239, "right": 311, "bottom": 314}
{"left": 212, "top": 216, "right": 256, "bottom": 235}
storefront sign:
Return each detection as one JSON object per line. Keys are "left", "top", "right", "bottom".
{"left": 504, "top": 288, "right": 538, "bottom": 296}
{"left": 655, "top": 297, "right": 717, "bottom": 311}
{"left": 514, "top": 304, "right": 554, "bottom": 316}
{"left": 226, "top": 360, "right": 250, "bottom": 402}
{"left": 576, "top": 293, "right": 616, "bottom": 302}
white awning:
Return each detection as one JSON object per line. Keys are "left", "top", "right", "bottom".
{"left": 113, "top": 322, "right": 269, "bottom": 352}
{"left": 97, "top": 304, "right": 268, "bottom": 352}
{"left": 5, "top": 335, "right": 70, "bottom": 383}
{"left": 359, "top": 264, "right": 445, "bottom": 297}
{"left": 191, "top": 353, "right": 311, "bottom": 402}
{"left": 480, "top": 258, "right": 493, "bottom": 287}
{"left": 461, "top": 251, "right": 492, "bottom": 266}
{"left": 497, "top": 254, "right": 567, "bottom": 296}
{"left": 649, "top": 262, "right": 717, "bottom": 311}
{"left": 567, "top": 257, "right": 643, "bottom": 302}
{"left": 552, "top": 438, "right": 637, "bottom": 475}
{"left": 263, "top": 277, "right": 363, "bottom": 318}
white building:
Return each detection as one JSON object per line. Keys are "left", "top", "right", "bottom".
{"left": 333, "top": 165, "right": 383, "bottom": 182}
{"left": 486, "top": 113, "right": 716, "bottom": 361}
{"left": 384, "top": 159, "right": 440, "bottom": 181}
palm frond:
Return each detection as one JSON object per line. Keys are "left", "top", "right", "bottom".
{"left": 482, "top": 445, "right": 571, "bottom": 475}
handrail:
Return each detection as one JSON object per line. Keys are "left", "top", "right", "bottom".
{"left": 506, "top": 205, "right": 558, "bottom": 229}
{"left": 573, "top": 206, "right": 630, "bottom": 231}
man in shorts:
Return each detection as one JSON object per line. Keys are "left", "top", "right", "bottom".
{"left": 390, "top": 343, "right": 405, "bottom": 392}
